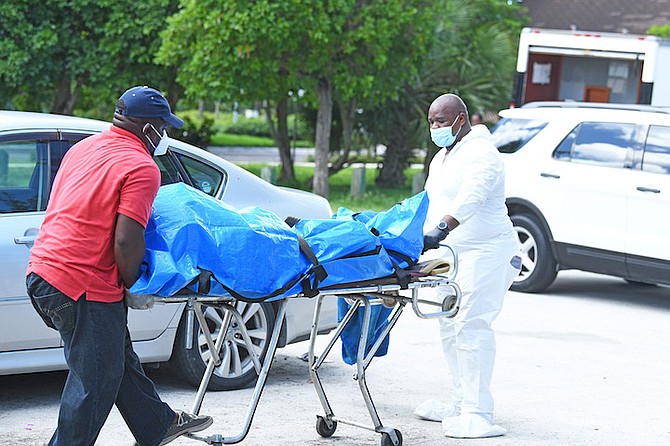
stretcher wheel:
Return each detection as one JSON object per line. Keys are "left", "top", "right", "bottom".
{"left": 381, "top": 429, "right": 402, "bottom": 446}
{"left": 442, "top": 293, "right": 458, "bottom": 312}
{"left": 316, "top": 415, "right": 337, "bottom": 437}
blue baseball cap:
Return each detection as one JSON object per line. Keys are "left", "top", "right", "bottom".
{"left": 116, "top": 86, "right": 184, "bottom": 129}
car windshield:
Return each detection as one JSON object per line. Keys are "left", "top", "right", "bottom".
{"left": 490, "top": 118, "right": 547, "bottom": 153}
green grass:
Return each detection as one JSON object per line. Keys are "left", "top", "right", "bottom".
{"left": 1, "top": 165, "right": 34, "bottom": 187}
{"left": 210, "top": 133, "right": 312, "bottom": 148}
{"left": 238, "top": 163, "right": 422, "bottom": 212}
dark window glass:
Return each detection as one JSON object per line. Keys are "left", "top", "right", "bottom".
{"left": 554, "top": 122, "right": 634, "bottom": 167}
{"left": 154, "top": 156, "right": 183, "bottom": 186}
{"left": 174, "top": 153, "right": 225, "bottom": 196}
{"left": 553, "top": 126, "right": 578, "bottom": 160}
{"left": 490, "top": 118, "right": 547, "bottom": 153}
{"left": 642, "top": 126, "right": 670, "bottom": 175}
{"left": 0, "top": 141, "right": 49, "bottom": 213}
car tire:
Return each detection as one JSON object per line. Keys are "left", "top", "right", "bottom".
{"left": 170, "top": 301, "right": 275, "bottom": 390}
{"left": 510, "top": 214, "right": 558, "bottom": 293}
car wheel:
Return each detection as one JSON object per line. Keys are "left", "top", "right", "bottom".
{"left": 510, "top": 214, "right": 558, "bottom": 293}
{"left": 170, "top": 301, "right": 275, "bottom": 390}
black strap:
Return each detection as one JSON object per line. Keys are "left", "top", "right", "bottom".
{"left": 186, "top": 269, "right": 214, "bottom": 294}
{"left": 390, "top": 259, "right": 410, "bottom": 290}
{"left": 297, "top": 236, "right": 327, "bottom": 297}
{"left": 284, "top": 216, "right": 301, "bottom": 228}
{"left": 386, "top": 249, "right": 415, "bottom": 269}
{"left": 187, "top": 268, "right": 305, "bottom": 303}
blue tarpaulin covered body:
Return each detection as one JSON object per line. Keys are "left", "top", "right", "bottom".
{"left": 130, "top": 184, "right": 428, "bottom": 303}
{"left": 130, "top": 183, "right": 304, "bottom": 300}
{"left": 334, "top": 191, "right": 429, "bottom": 269}
{"left": 130, "top": 183, "right": 430, "bottom": 362}
{"left": 333, "top": 191, "right": 429, "bottom": 362}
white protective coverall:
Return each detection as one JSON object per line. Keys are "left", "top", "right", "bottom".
{"left": 415, "top": 124, "right": 521, "bottom": 438}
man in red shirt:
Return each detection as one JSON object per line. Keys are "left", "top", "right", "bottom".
{"left": 26, "top": 86, "right": 212, "bottom": 446}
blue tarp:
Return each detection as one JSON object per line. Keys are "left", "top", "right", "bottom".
{"left": 130, "top": 183, "right": 431, "bottom": 363}
{"left": 130, "top": 183, "right": 429, "bottom": 304}
{"left": 130, "top": 183, "right": 304, "bottom": 300}
{"left": 337, "top": 299, "right": 393, "bottom": 365}
{"left": 334, "top": 191, "right": 429, "bottom": 268}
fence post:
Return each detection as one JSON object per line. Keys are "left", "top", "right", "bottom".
{"left": 351, "top": 165, "right": 366, "bottom": 199}
{"left": 260, "top": 166, "right": 277, "bottom": 184}
{"left": 412, "top": 171, "right": 426, "bottom": 195}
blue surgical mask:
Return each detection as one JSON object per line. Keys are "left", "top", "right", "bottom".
{"left": 430, "top": 115, "right": 461, "bottom": 148}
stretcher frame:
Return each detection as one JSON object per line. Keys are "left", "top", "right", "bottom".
{"left": 153, "top": 247, "right": 460, "bottom": 446}
{"left": 307, "top": 245, "right": 460, "bottom": 446}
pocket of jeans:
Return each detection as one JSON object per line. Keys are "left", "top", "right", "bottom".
{"left": 28, "top": 278, "right": 76, "bottom": 334}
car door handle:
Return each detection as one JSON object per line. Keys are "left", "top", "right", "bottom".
{"left": 636, "top": 186, "right": 661, "bottom": 194}
{"left": 540, "top": 172, "right": 560, "bottom": 179}
{"left": 14, "top": 235, "right": 37, "bottom": 245}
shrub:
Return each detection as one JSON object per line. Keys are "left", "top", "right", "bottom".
{"left": 173, "top": 114, "right": 215, "bottom": 149}
{"left": 225, "top": 117, "right": 271, "bottom": 137}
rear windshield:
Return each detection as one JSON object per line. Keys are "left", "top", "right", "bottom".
{"left": 490, "top": 118, "right": 547, "bottom": 153}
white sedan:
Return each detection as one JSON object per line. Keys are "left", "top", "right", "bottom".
{"left": 0, "top": 110, "right": 337, "bottom": 390}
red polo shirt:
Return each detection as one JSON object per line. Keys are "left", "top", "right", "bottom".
{"left": 27, "top": 126, "right": 160, "bottom": 302}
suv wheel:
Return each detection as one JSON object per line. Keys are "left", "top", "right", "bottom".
{"left": 170, "top": 301, "right": 275, "bottom": 390}
{"left": 510, "top": 214, "right": 558, "bottom": 293}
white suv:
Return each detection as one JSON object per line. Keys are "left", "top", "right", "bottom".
{"left": 490, "top": 102, "right": 670, "bottom": 292}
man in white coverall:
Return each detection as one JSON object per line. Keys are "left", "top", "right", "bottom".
{"left": 415, "top": 93, "right": 521, "bottom": 438}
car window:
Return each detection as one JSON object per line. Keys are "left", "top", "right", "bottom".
{"left": 0, "top": 139, "right": 50, "bottom": 213}
{"left": 553, "top": 126, "right": 578, "bottom": 160}
{"left": 174, "top": 153, "right": 225, "bottom": 196}
{"left": 490, "top": 118, "right": 547, "bottom": 153}
{"left": 641, "top": 125, "right": 670, "bottom": 175}
{"left": 552, "top": 122, "right": 634, "bottom": 168}
{"left": 155, "top": 155, "right": 184, "bottom": 186}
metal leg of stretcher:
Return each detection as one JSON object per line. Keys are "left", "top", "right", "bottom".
{"left": 309, "top": 294, "right": 406, "bottom": 446}
{"left": 161, "top": 296, "right": 288, "bottom": 445}
{"left": 307, "top": 278, "right": 461, "bottom": 446}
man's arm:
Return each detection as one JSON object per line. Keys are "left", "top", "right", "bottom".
{"left": 114, "top": 213, "right": 146, "bottom": 288}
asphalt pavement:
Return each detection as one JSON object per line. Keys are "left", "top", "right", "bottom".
{"left": 1, "top": 271, "right": 669, "bottom": 446}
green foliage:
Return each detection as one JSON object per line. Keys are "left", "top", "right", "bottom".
{"left": 239, "top": 163, "right": 420, "bottom": 212}
{"left": 0, "top": 0, "right": 179, "bottom": 115}
{"left": 647, "top": 25, "right": 670, "bottom": 38}
{"left": 210, "top": 133, "right": 313, "bottom": 148}
{"left": 224, "top": 117, "right": 272, "bottom": 138}
{"left": 223, "top": 114, "right": 313, "bottom": 141}
{"left": 361, "top": 0, "right": 528, "bottom": 185}
{"left": 158, "top": 0, "right": 438, "bottom": 194}
{"left": 172, "top": 114, "right": 215, "bottom": 149}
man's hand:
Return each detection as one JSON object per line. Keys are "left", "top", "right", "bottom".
{"left": 422, "top": 225, "right": 449, "bottom": 253}
{"left": 124, "top": 289, "right": 155, "bottom": 310}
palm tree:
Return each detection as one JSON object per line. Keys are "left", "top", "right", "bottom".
{"left": 366, "top": 0, "right": 526, "bottom": 187}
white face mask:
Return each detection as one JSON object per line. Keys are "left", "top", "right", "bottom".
{"left": 144, "top": 123, "right": 169, "bottom": 156}
{"left": 153, "top": 130, "right": 169, "bottom": 156}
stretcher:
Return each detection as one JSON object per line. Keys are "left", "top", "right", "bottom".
{"left": 151, "top": 245, "right": 461, "bottom": 446}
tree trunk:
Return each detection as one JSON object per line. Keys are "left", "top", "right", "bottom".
{"left": 52, "top": 76, "right": 82, "bottom": 114}
{"left": 198, "top": 100, "right": 205, "bottom": 119}
{"left": 329, "top": 98, "right": 356, "bottom": 175}
{"left": 274, "top": 98, "right": 295, "bottom": 181}
{"left": 377, "top": 120, "right": 412, "bottom": 187}
{"left": 313, "top": 77, "right": 332, "bottom": 198}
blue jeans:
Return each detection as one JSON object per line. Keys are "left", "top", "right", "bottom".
{"left": 27, "top": 273, "right": 175, "bottom": 446}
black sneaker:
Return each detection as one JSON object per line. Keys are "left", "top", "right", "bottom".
{"left": 159, "top": 410, "right": 214, "bottom": 445}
